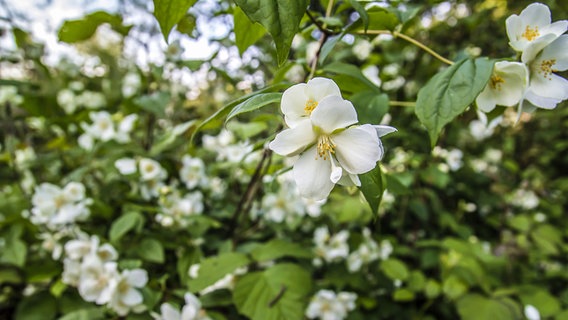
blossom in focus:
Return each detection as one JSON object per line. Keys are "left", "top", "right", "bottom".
{"left": 505, "top": 3, "right": 567, "bottom": 63}
{"left": 305, "top": 289, "right": 357, "bottom": 320}
{"left": 524, "top": 35, "right": 568, "bottom": 109}
{"left": 270, "top": 95, "right": 395, "bottom": 200}
{"left": 475, "top": 61, "right": 529, "bottom": 113}
{"left": 280, "top": 77, "right": 341, "bottom": 127}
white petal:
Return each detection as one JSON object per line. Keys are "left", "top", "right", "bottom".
{"left": 160, "top": 303, "right": 182, "bottom": 320}
{"left": 540, "top": 35, "right": 568, "bottom": 71}
{"left": 121, "top": 288, "right": 143, "bottom": 305}
{"left": 311, "top": 96, "right": 358, "bottom": 133}
{"left": 127, "top": 269, "right": 148, "bottom": 287}
{"left": 373, "top": 125, "right": 397, "bottom": 137}
{"left": 269, "top": 120, "right": 316, "bottom": 156}
{"left": 293, "top": 146, "right": 335, "bottom": 201}
{"left": 306, "top": 77, "right": 342, "bottom": 101}
{"left": 281, "top": 83, "right": 309, "bottom": 127}
{"left": 530, "top": 73, "right": 568, "bottom": 101}
{"left": 333, "top": 126, "right": 381, "bottom": 174}
{"left": 329, "top": 156, "right": 343, "bottom": 184}
{"left": 520, "top": 3, "right": 551, "bottom": 28}
{"left": 476, "top": 85, "right": 498, "bottom": 113}
{"left": 521, "top": 33, "right": 558, "bottom": 63}
{"left": 525, "top": 90, "right": 562, "bottom": 109}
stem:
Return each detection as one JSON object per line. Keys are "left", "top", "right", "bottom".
{"left": 307, "top": 0, "right": 335, "bottom": 80}
{"left": 390, "top": 101, "right": 416, "bottom": 107}
{"left": 360, "top": 30, "right": 454, "bottom": 66}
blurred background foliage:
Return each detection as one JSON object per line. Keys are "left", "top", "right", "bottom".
{"left": 0, "top": 0, "right": 567, "bottom": 319}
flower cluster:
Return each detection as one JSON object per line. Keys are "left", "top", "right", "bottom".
{"left": 115, "top": 157, "right": 168, "bottom": 200}
{"left": 476, "top": 3, "right": 567, "bottom": 114}
{"left": 269, "top": 77, "right": 396, "bottom": 200}
{"left": 79, "top": 111, "right": 138, "bottom": 150}
{"left": 62, "top": 234, "right": 148, "bottom": 316}
{"left": 152, "top": 293, "right": 211, "bottom": 320}
{"left": 29, "top": 182, "right": 92, "bottom": 230}
{"left": 347, "top": 228, "right": 393, "bottom": 273}
{"left": 305, "top": 289, "right": 357, "bottom": 320}
{"left": 156, "top": 190, "right": 204, "bottom": 228}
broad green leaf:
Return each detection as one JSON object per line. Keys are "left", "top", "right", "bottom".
{"left": 234, "top": 6, "right": 267, "bottom": 56}
{"left": 324, "top": 62, "right": 380, "bottom": 92}
{"left": 188, "top": 252, "right": 251, "bottom": 293}
{"left": 136, "top": 238, "right": 165, "bottom": 263}
{"left": 250, "top": 239, "right": 313, "bottom": 262}
{"left": 133, "top": 91, "right": 171, "bottom": 117}
{"left": 150, "top": 120, "right": 197, "bottom": 156}
{"left": 456, "top": 294, "right": 519, "bottom": 320}
{"left": 234, "top": 0, "right": 308, "bottom": 65}
{"left": 58, "top": 308, "right": 105, "bottom": 320}
{"left": 233, "top": 263, "right": 312, "bottom": 320}
{"left": 519, "top": 287, "right": 561, "bottom": 318}
{"left": 190, "top": 83, "right": 290, "bottom": 145}
{"left": 380, "top": 258, "right": 409, "bottom": 281}
{"left": 350, "top": 6, "right": 399, "bottom": 32}
{"left": 14, "top": 291, "right": 57, "bottom": 320}
{"left": 415, "top": 58, "right": 494, "bottom": 146}
{"left": 0, "top": 224, "right": 27, "bottom": 267}
{"left": 109, "top": 211, "right": 143, "bottom": 243}
{"left": 359, "top": 165, "right": 385, "bottom": 216}
{"left": 350, "top": 90, "right": 389, "bottom": 124}
{"left": 393, "top": 288, "right": 415, "bottom": 301}
{"left": 58, "top": 11, "right": 129, "bottom": 43}
{"left": 153, "top": 0, "right": 198, "bottom": 41}
{"left": 425, "top": 279, "right": 441, "bottom": 298}
{"left": 225, "top": 92, "right": 282, "bottom": 123}
{"left": 443, "top": 275, "right": 468, "bottom": 300}
{"left": 176, "top": 14, "right": 196, "bottom": 36}
{"left": 318, "top": 32, "right": 347, "bottom": 64}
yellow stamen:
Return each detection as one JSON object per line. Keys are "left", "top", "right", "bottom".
{"left": 316, "top": 135, "right": 335, "bottom": 160}
{"left": 539, "top": 59, "right": 556, "bottom": 80}
{"left": 304, "top": 99, "right": 318, "bottom": 115}
{"left": 489, "top": 75, "right": 505, "bottom": 90}
{"left": 522, "top": 25, "right": 540, "bottom": 41}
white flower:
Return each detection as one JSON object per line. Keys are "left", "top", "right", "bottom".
{"left": 84, "top": 111, "right": 116, "bottom": 141}
{"left": 280, "top": 77, "right": 341, "bottom": 127}
{"left": 469, "top": 111, "right": 502, "bottom": 141}
{"left": 30, "top": 182, "right": 91, "bottom": 229}
{"left": 347, "top": 228, "right": 380, "bottom": 272}
{"left": 180, "top": 155, "right": 208, "bottom": 189}
{"left": 524, "top": 35, "right": 568, "bottom": 109}
{"left": 115, "top": 114, "right": 138, "bottom": 143}
{"left": 270, "top": 95, "right": 395, "bottom": 200}
{"left": 511, "top": 189, "right": 539, "bottom": 210}
{"left": 524, "top": 305, "right": 541, "bottom": 320}
{"left": 306, "top": 289, "right": 357, "bottom": 320}
{"left": 353, "top": 39, "right": 373, "bottom": 60}
{"left": 139, "top": 158, "right": 165, "bottom": 181}
{"left": 122, "top": 72, "right": 141, "bottom": 98}
{"left": 115, "top": 158, "right": 137, "bottom": 175}
{"left": 78, "top": 258, "right": 119, "bottom": 304}
{"left": 313, "top": 227, "right": 350, "bottom": 264}
{"left": 506, "top": 3, "right": 567, "bottom": 63}
{"left": 152, "top": 293, "right": 211, "bottom": 320}
{"left": 475, "top": 61, "right": 529, "bottom": 113}
{"left": 157, "top": 191, "right": 204, "bottom": 227}
{"left": 107, "top": 268, "right": 148, "bottom": 316}
{"left": 57, "top": 89, "right": 77, "bottom": 114}
{"left": 362, "top": 65, "right": 382, "bottom": 87}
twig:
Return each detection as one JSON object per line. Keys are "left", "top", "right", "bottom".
{"left": 306, "top": 0, "right": 335, "bottom": 80}
{"left": 268, "top": 285, "right": 287, "bottom": 307}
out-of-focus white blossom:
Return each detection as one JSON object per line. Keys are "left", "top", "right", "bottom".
{"left": 469, "top": 112, "right": 502, "bottom": 141}
{"left": 106, "top": 268, "right": 148, "bottom": 316}
{"left": 79, "top": 111, "right": 138, "bottom": 150}
{"left": 30, "top": 182, "right": 92, "bottom": 229}
{"left": 510, "top": 189, "right": 539, "bottom": 210}
{"left": 313, "top": 227, "right": 350, "bottom": 265}
{"left": 180, "top": 155, "right": 208, "bottom": 189}
{"left": 157, "top": 191, "right": 204, "bottom": 228}
{"left": 524, "top": 305, "right": 541, "bottom": 320}
{"left": 353, "top": 39, "right": 373, "bottom": 60}
{"left": 115, "top": 158, "right": 137, "bottom": 175}
{"left": 122, "top": 72, "right": 142, "bottom": 98}
{"left": 305, "top": 289, "right": 357, "bottom": 320}
{"left": 152, "top": 293, "right": 211, "bottom": 320}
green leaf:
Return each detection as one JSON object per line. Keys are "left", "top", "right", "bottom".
{"left": 234, "top": 0, "right": 308, "bottom": 65}
{"left": 176, "top": 14, "right": 197, "bottom": 36}
{"left": 347, "top": 0, "right": 369, "bottom": 30}
{"left": 150, "top": 120, "right": 197, "bottom": 156}
{"left": 519, "top": 287, "right": 561, "bottom": 318}
{"left": 233, "top": 263, "right": 312, "bottom": 320}
{"left": 318, "top": 32, "right": 347, "bottom": 64}
{"left": 15, "top": 291, "right": 57, "bottom": 320}
{"left": 324, "top": 62, "right": 380, "bottom": 92}
{"left": 136, "top": 238, "right": 165, "bottom": 263}
{"left": 188, "top": 252, "right": 251, "bottom": 293}
{"left": 250, "top": 239, "right": 313, "bottom": 262}
{"left": 457, "top": 294, "right": 519, "bottom": 320}
{"left": 58, "top": 11, "right": 129, "bottom": 43}
{"left": 359, "top": 165, "right": 384, "bottom": 216}
{"left": 0, "top": 224, "right": 27, "bottom": 267}
{"left": 226, "top": 92, "right": 282, "bottom": 123}
{"left": 380, "top": 258, "right": 409, "bottom": 281}
{"left": 350, "top": 6, "right": 399, "bottom": 32}
{"left": 234, "top": 6, "right": 267, "bottom": 56}
{"left": 415, "top": 58, "right": 494, "bottom": 146}
{"left": 133, "top": 91, "right": 171, "bottom": 117}
{"left": 350, "top": 90, "right": 389, "bottom": 124}
{"left": 190, "top": 83, "right": 290, "bottom": 145}
{"left": 393, "top": 288, "right": 415, "bottom": 301}
{"left": 425, "top": 279, "right": 441, "bottom": 299}
{"left": 153, "top": 0, "right": 198, "bottom": 41}
{"left": 109, "top": 211, "right": 143, "bottom": 243}
{"left": 58, "top": 308, "right": 105, "bottom": 320}
{"left": 443, "top": 275, "right": 468, "bottom": 300}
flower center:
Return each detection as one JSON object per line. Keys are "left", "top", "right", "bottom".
{"left": 522, "top": 25, "right": 539, "bottom": 41}
{"left": 316, "top": 135, "right": 335, "bottom": 160}
{"left": 489, "top": 75, "right": 505, "bottom": 90}
{"left": 304, "top": 99, "right": 318, "bottom": 115}
{"left": 539, "top": 59, "right": 556, "bottom": 80}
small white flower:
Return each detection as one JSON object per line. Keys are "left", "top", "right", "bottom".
{"left": 524, "top": 305, "right": 541, "bottom": 320}
{"left": 313, "top": 227, "right": 350, "bottom": 264}
{"left": 306, "top": 289, "right": 357, "bottom": 320}
{"left": 115, "top": 158, "right": 137, "bottom": 175}
{"left": 476, "top": 61, "right": 529, "bottom": 113}
{"left": 78, "top": 258, "right": 119, "bottom": 304}
{"left": 139, "top": 158, "right": 165, "bottom": 181}
{"left": 107, "top": 268, "right": 148, "bottom": 316}
{"left": 180, "top": 155, "right": 208, "bottom": 189}
{"left": 353, "top": 39, "right": 373, "bottom": 60}
{"left": 152, "top": 293, "right": 211, "bottom": 320}
{"left": 469, "top": 112, "right": 502, "bottom": 141}
{"left": 505, "top": 3, "right": 567, "bottom": 63}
